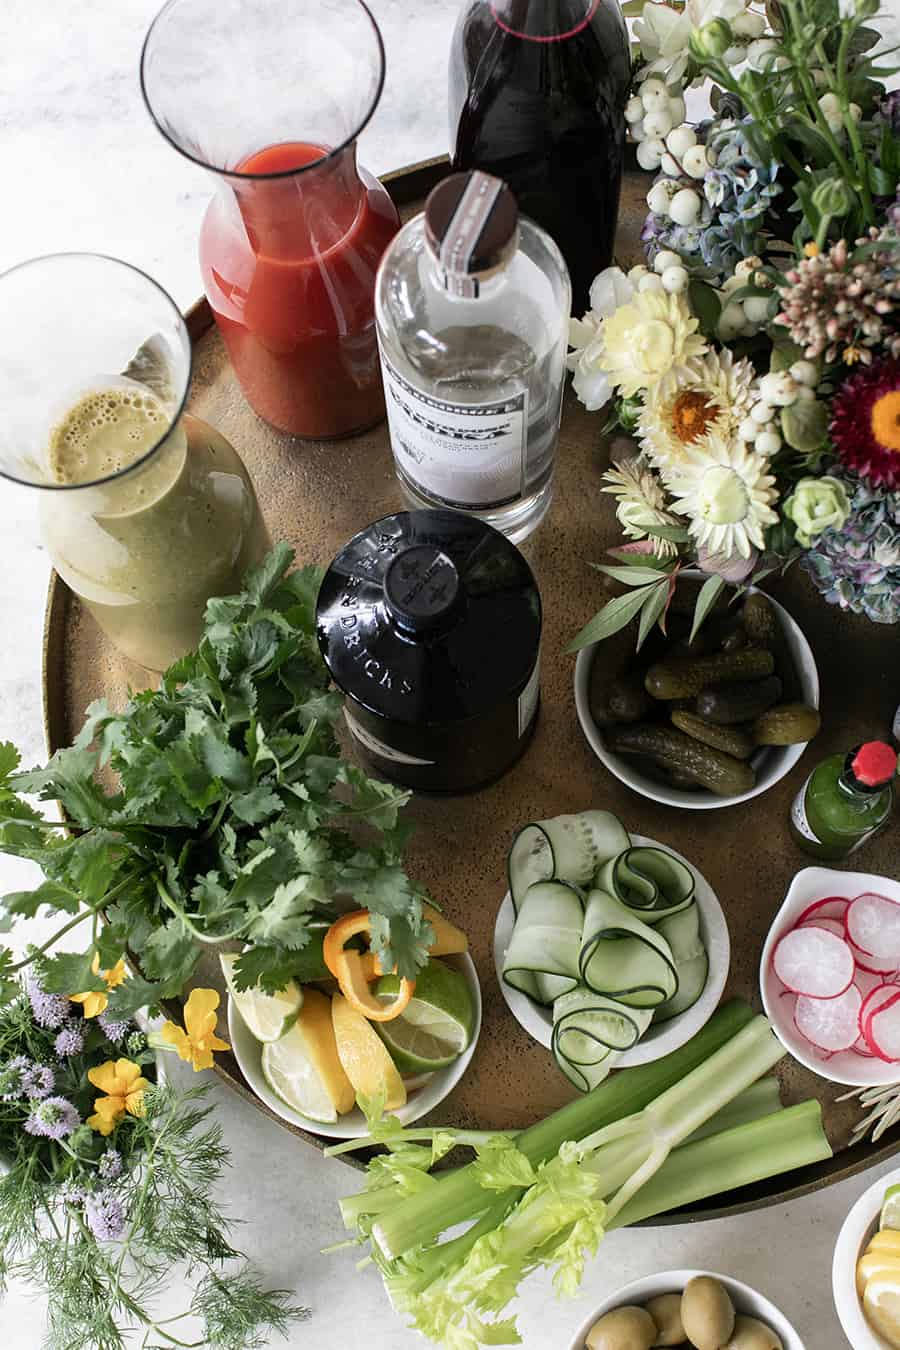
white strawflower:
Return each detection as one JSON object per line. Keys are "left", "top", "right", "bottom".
{"left": 599, "top": 288, "right": 708, "bottom": 398}
{"left": 639, "top": 349, "right": 757, "bottom": 473}
{"left": 665, "top": 431, "right": 780, "bottom": 559}
{"left": 602, "top": 456, "right": 681, "bottom": 557}
{"left": 567, "top": 267, "right": 635, "bottom": 410}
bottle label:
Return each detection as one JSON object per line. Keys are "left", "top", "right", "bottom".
{"left": 790, "top": 774, "right": 819, "bottom": 845}
{"left": 344, "top": 708, "right": 435, "bottom": 767}
{"left": 518, "top": 657, "right": 540, "bottom": 738}
{"left": 380, "top": 349, "right": 528, "bottom": 510}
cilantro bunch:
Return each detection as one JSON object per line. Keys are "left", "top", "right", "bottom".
{"left": 0, "top": 545, "right": 432, "bottom": 1013}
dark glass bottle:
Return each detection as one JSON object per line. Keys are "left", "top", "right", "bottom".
{"left": 449, "top": 0, "right": 631, "bottom": 312}
{"left": 316, "top": 510, "right": 541, "bottom": 793}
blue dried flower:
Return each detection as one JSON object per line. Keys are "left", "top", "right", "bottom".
{"left": 0, "top": 1055, "right": 32, "bottom": 1101}
{"left": 99, "top": 1011, "right": 131, "bottom": 1045}
{"left": 24, "top": 1096, "right": 80, "bottom": 1141}
{"left": 803, "top": 474, "right": 900, "bottom": 623}
{"left": 21, "top": 1062, "right": 55, "bottom": 1100}
{"left": 84, "top": 1189, "right": 126, "bottom": 1242}
{"left": 28, "top": 980, "right": 70, "bottom": 1031}
{"left": 54, "top": 1022, "right": 85, "bottom": 1058}
{"left": 98, "top": 1148, "right": 123, "bottom": 1181}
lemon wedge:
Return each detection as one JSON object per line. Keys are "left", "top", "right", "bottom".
{"left": 864, "top": 1277, "right": 900, "bottom": 1348}
{"left": 262, "top": 988, "right": 354, "bottom": 1122}
{"left": 220, "top": 952, "right": 302, "bottom": 1042}
{"left": 332, "top": 993, "right": 406, "bottom": 1111}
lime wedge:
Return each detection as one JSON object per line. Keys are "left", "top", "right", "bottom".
{"left": 374, "top": 959, "right": 474, "bottom": 1074}
{"left": 261, "top": 1022, "right": 338, "bottom": 1123}
{"left": 220, "top": 953, "right": 302, "bottom": 1043}
{"left": 882, "top": 1185, "right": 900, "bottom": 1232}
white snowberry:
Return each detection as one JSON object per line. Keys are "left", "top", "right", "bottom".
{"left": 738, "top": 417, "right": 759, "bottom": 442}
{"left": 647, "top": 180, "right": 679, "bottom": 216}
{"left": 638, "top": 272, "right": 665, "bottom": 293}
{"left": 660, "top": 152, "right": 682, "bottom": 178}
{"left": 760, "top": 371, "right": 799, "bottom": 406}
{"left": 625, "top": 96, "right": 645, "bottom": 123}
{"left": 668, "top": 94, "right": 687, "bottom": 125}
{"left": 718, "top": 304, "right": 748, "bottom": 341}
{"left": 743, "top": 295, "right": 771, "bottom": 325}
{"left": 665, "top": 125, "right": 697, "bottom": 159}
{"left": 755, "top": 429, "right": 782, "bottom": 456}
{"left": 750, "top": 401, "right": 775, "bottom": 424}
{"left": 811, "top": 69, "right": 828, "bottom": 88}
{"left": 653, "top": 249, "right": 681, "bottom": 274}
{"left": 661, "top": 265, "right": 689, "bottom": 294}
{"left": 643, "top": 107, "right": 674, "bottom": 139}
{"left": 636, "top": 138, "right": 666, "bottom": 171}
{"left": 669, "top": 188, "right": 701, "bottom": 225}
{"left": 746, "top": 38, "right": 778, "bottom": 69}
{"left": 640, "top": 78, "right": 670, "bottom": 112}
{"left": 631, "top": 121, "right": 647, "bottom": 143}
{"left": 681, "top": 145, "right": 710, "bottom": 179}
{"left": 733, "top": 10, "right": 766, "bottom": 39}
{"left": 790, "top": 359, "right": 819, "bottom": 387}
{"left": 628, "top": 264, "right": 650, "bottom": 284}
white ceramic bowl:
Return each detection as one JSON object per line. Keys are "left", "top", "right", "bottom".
{"left": 228, "top": 952, "right": 482, "bottom": 1138}
{"left": 574, "top": 585, "right": 819, "bottom": 810}
{"left": 760, "top": 866, "right": 900, "bottom": 1087}
{"left": 833, "top": 1167, "right": 900, "bottom": 1350}
{"left": 566, "top": 1268, "right": 806, "bottom": 1350}
{"left": 493, "top": 834, "right": 729, "bottom": 1066}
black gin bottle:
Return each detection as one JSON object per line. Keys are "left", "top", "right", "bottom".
{"left": 449, "top": 0, "right": 631, "bottom": 311}
{"left": 316, "top": 509, "right": 541, "bottom": 793}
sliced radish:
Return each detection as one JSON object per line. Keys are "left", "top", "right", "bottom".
{"left": 846, "top": 893, "right": 900, "bottom": 961}
{"left": 867, "top": 996, "right": 900, "bottom": 1061}
{"left": 794, "top": 984, "right": 862, "bottom": 1053}
{"left": 848, "top": 937, "right": 900, "bottom": 977}
{"left": 796, "top": 896, "right": 850, "bottom": 926}
{"left": 772, "top": 926, "right": 855, "bottom": 999}
{"left": 854, "top": 967, "right": 896, "bottom": 999}
{"left": 799, "top": 916, "right": 846, "bottom": 940}
{"left": 859, "top": 983, "right": 900, "bottom": 1034}
{"left": 851, "top": 1035, "right": 877, "bottom": 1058}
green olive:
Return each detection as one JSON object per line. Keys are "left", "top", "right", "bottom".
{"left": 585, "top": 1305, "right": 658, "bottom": 1350}
{"left": 681, "top": 1276, "right": 736, "bottom": 1350}
{"left": 720, "top": 1314, "right": 784, "bottom": 1349}
{"left": 644, "top": 1292, "right": 685, "bottom": 1345}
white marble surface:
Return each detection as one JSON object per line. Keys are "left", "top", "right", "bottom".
{"left": 2, "top": 2, "right": 900, "bottom": 1346}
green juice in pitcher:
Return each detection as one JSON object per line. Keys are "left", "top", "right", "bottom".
{"left": 790, "top": 741, "right": 897, "bottom": 860}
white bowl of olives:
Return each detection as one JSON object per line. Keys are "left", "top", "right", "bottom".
{"left": 567, "top": 1270, "right": 806, "bottom": 1350}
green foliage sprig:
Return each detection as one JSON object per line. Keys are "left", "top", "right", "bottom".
{"left": 0, "top": 545, "right": 433, "bottom": 1006}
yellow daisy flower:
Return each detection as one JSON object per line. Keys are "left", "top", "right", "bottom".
{"left": 70, "top": 954, "right": 128, "bottom": 1019}
{"left": 87, "top": 1058, "right": 149, "bottom": 1136}
{"left": 161, "top": 988, "right": 230, "bottom": 1072}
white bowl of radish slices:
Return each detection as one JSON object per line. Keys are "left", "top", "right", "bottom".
{"left": 761, "top": 867, "right": 900, "bottom": 1086}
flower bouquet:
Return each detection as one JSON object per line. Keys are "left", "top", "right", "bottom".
{"left": 0, "top": 975, "right": 303, "bottom": 1349}
{"left": 568, "top": 0, "right": 900, "bottom": 650}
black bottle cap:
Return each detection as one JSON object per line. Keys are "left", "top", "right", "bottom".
{"left": 424, "top": 171, "right": 518, "bottom": 277}
{"left": 384, "top": 546, "right": 461, "bottom": 634}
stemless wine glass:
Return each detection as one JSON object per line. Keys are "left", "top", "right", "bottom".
{"left": 140, "top": 0, "right": 401, "bottom": 440}
{"left": 0, "top": 254, "right": 270, "bottom": 672}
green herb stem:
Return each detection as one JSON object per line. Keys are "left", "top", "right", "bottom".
{"left": 8, "top": 909, "right": 94, "bottom": 972}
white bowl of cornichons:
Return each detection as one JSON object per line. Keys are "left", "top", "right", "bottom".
{"left": 567, "top": 1269, "right": 806, "bottom": 1350}
{"left": 574, "top": 576, "right": 820, "bottom": 810}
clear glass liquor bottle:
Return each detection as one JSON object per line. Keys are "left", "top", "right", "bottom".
{"left": 374, "top": 171, "right": 571, "bottom": 544}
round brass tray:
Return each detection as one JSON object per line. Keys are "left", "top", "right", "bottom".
{"left": 43, "top": 156, "right": 900, "bottom": 1219}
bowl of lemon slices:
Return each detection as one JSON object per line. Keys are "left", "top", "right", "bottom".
{"left": 220, "top": 907, "right": 482, "bottom": 1138}
{"left": 834, "top": 1170, "right": 900, "bottom": 1350}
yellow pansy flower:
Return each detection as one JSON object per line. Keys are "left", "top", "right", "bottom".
{"left": 87, "top": 1058, "right": 149, "bottom": 1136}
{"left": 70, "top": 953, "right": 128, "bottom": 1019}
{"left": 161, "top": 988, "right": 230, "bottom": 1072}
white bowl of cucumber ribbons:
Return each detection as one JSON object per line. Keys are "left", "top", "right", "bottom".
{"left": 493, "top": 809, "right": 730, "bottom": 1089}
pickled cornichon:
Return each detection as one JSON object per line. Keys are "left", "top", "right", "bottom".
{"left": 696, "top": 675, "right": 782, "bottom": 726}
{"left": 606, "top": 724, "right": 756, "bottom": 796}
{"left": 645, "top": 646, "right": 775, "bottom": 700}
{"left": 753, "top": 703, "right": 822, "bottom": 746}
{"left": 671, "top": 710, "right": 756, "bottom": 760}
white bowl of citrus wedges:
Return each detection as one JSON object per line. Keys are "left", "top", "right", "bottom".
{"left": 222, "top": 903, "right": 481, "bottom": 1137}
{"left": 834, "top": 1170, "right": 900, "bottom": 1349}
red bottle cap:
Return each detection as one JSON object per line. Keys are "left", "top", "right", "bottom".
{"left": 851, "top": 741, "right": 898, "bottom": 788}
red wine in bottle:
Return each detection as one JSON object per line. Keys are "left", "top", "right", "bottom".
{"left": 449, "top": 0, "right": 631, "bottom": 312}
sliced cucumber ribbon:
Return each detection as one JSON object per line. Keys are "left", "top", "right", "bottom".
{"left": 579, "top": 890, "right": 678, "bottom": 1009}
{"left": 595, "top": 847, "right": 695, "bottom": 925}
{"left": 507, "top": 811, "right": 630, "bottom": 913}
{"left": 502, "top": 881, "right": 584, "bottom": 1002}
{"left": 652, "top": 904, "right": 709, "bottom": 1025}
{"left": 553, "top": 988, "right": 653, "bottom": 1064}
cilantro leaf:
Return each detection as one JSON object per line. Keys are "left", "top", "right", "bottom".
{"left": 0, "top": 743, "right": 20, "bottom": 780}
{"left": 12, "top": 747, "right": 114, "bottom": 827}
{"left": 232, "top": 945, "right": 301, "bottom": 995}
{"left": 141, "top": 918, "right": 199, "bottom": 989}
{"left": 230, "top": 786, "right": 283, "bottom": 826}
{"left": 246, "top": 877, "right": 316, "bottom": 949}
{"left": 2, "top": 878, "right": 81, "bottom": 919}
{"left": 105, "top": 972, "right": 166, "bottom": 1018}
{"left": 40, "top": 949, "right": 106, "bottom": 996}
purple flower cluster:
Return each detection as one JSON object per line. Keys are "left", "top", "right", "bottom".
{"left": 21, "top": 1062, "right": 55, "bottom": 1100}
{"left": 84, "top": 1189, "right": 126, "bottom": 1242}
{"left": 58, "top": 1179, "right": 87, "bottom": 1207}
{"left": 98, "top": 1148, "right": 123, "bottom": 1181}
{"left": 99, "top": 1011, "right": 130, "bottom": 1045}
{"left": 54, "top": 1022, "right": 85, "bottom": 1058}
{"left": 0, "top": 1055, "right": 31, "bottom": 1101}
{"left": 28, "top": 980, "right": 70, "bottom": 1031}
{"left": 24, "top": 1096, "right": 80, "bottom": 1141}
